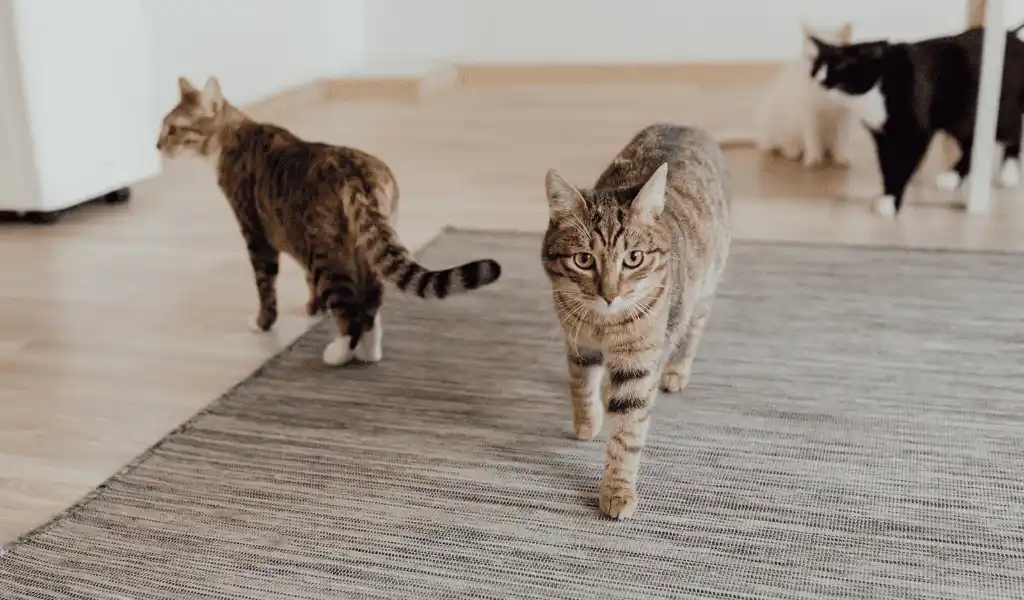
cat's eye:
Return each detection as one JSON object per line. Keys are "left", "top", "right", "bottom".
{"left": 167, "top": 125, "right": 180, "bottom": 135}
{"left": 572, "top": 253, "right": 595, "bottom": 270}
{"left": 623, "top": 250, "right": 645, "bottom": 269}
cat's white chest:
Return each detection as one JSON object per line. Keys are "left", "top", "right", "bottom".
{"left": 832, "top": 85, "right": 887, "bottom": 132}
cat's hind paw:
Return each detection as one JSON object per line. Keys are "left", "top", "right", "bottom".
{"left": 322, "top": 336, "right": 355, "bottom": 366}
{"left": 353, "top": 315, "right": 383, "bottom": 363}
{"left": 999, "top": 159, "right": 1021, "bottom": 188}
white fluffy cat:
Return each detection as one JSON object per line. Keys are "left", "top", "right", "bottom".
{"left": 756, "top": 22, "right": 858, "bottom": 168}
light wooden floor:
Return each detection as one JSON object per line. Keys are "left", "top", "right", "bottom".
{"left": 3, "top": 81, "right": 1024, "bottom": 543}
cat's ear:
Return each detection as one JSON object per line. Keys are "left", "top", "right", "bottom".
{"left": 807, "top": 35, "right": 832, "bottom": 54}
{"left": 200, "top": 76, "right": 224, "bottom": 113}
{"left": 799, "top": 21, "right": 816, "bottom": 40}
{"left": 632, "top": 163, "right": 669, "bottom": 225}
{"left": 178, "top": 76, "right": 198, "bottom": 97}
{"left": 838, "top": 22, "right": 853, "bottom": 43}
{"left": 545, "top": 169, "right": 585, "bottom": 217}
{"left": 800, "top": 23, "right": 823, "bottom": 58}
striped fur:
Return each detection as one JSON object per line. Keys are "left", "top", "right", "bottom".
{"left": 156, "top": 76, "right": 501, "bottom": 365}
{"left": 542, "top": 124, "right": 732, "bottom": 519}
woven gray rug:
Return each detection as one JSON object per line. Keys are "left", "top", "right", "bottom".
{"left": 2, "top": 230, "right": 1023, "bottom": 599}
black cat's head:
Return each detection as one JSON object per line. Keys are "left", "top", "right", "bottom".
{"left": 809, "top": 38, "right": 889, "bottom": 96}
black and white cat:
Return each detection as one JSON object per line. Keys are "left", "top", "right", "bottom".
{"left": 809, "top": 25, "right": 1024, "bottom": 216}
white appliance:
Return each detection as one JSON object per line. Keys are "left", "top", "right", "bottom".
{"left": 0, "top": 0, "right": 161, "bottom": 222}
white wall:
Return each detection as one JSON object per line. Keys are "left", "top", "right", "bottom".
{"left": 465, "top": 0, "right": 967, "bottom": 63}
{"left": 358, "top": 0, "right": 1024, "bottom": 66}
{"left": 362, "top": 0, "right": 478, "bottom": 74}
{"left": 145, "top": 0, "right": 366, "bottom": 110}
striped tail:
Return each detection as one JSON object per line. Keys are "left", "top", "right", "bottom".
{"left": 350, "top": 201, "right": 502, "bottom": 299}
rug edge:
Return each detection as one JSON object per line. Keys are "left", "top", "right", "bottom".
{"left": 0, "top": 225, "right": 464, "bottom": 553}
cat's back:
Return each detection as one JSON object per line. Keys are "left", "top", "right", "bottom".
{"left": 904, "top": 27, "right": 1024, "bottom": 75}
{"left": 220, "top": 121, "right": 392, "bottom": 194}
{"left": 216, "top": 120, "right": 398, "bottom": 257}
{"left": 218, "top": 121, "right": 317, "bottom": 199}
{"left": 597, "top": 123, "right": 730, "bottom": 224}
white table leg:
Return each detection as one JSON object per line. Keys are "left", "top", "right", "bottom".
{"left": 967, "top": 0, "right": 1006, "bottom": 214}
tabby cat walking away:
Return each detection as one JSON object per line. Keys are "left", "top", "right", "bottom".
{"left": 542, "top": 124, "right": 732, "bottom": 519}
{"left": 156, "top": 76, "right": 501, "bottom": 366}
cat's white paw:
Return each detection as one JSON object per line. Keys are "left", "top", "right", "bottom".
{"left": 935, "top": 171, "right": 962, "bottom": 192}
{"left": 999, "top": 159, "right": 1021, "bottom": 188}
{"left": 354, "top": 315, "right": 383, "bottom": 363}
{"left": 831, "top": 153, "right": 852, "bottom": 169}
{"left": 780, "top": 142, "right": 802, "bottom": 161}
{"left": 802, "top": 152, "right": 826, "bottom": 168}
{"left": 322, "top": 336, "right": 355, "bottom": 366}
{"left": 872, "top": 195, "right": 897, "bottom": 217}
{"left": 830, "top": 142, "right": 853, "bottom": 168}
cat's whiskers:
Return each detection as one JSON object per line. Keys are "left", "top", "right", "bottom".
{"left": 553, "top": 293, "right": 590, "bottom": 339}
{"left": 540, "top": 124, "right": 731, "bottom": 519}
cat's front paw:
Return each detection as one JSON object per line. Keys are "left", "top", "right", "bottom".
{"left": 802, "top": 152, "right": 826, "bottom": 169}
{"left": 573, "top": 420, "right": 601, "bottom": 441}
{"left": 572, "top": 394, "right": 603, "bottom": 441}
{"left": 659, "top": 371, "right": 689, "bottom": 393}
{"left": 830, "top": 151, "right": 852, "bottom": 169}
{"left": 322, "top": 336, "right": 355, "bottom": 366}
{"left": 780, "top": 143, "right": 802, "bottom": 162}
{"left": 248, "top": 310, "right": 276, "bottom": 332}
{"left": 872, "top": 195, "right": 897, "bottom": 217}
{"left": 935, "top": 171, "right": 962, "bottom": 192}
{"left": 599, "top": 481, "right": 639, "bottom": 520}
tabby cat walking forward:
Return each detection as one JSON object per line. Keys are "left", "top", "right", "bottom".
{"left": 542, "top": 124, "right": 731, "bottom": 519}
{"left": 156, "top": 76, "right": 501, "bottom": 366}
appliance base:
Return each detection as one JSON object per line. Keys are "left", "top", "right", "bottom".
{"left": 0, "top": 187, "right": 132, "bottom": 225}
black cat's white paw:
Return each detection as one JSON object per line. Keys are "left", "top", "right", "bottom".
{"left": 999, "top": 159, "right": 1021, "bottom": 188}
{"left": 872, "top": 195, "right": 896, "bottom": 217}
{"left": 935, "top": 171, "right": 962, "bottom": 192}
